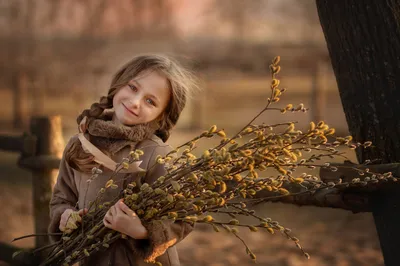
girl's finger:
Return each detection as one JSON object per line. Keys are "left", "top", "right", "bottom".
{"left": 115, "top": 201, "right": 125, "bottom": 214}
{"left": 78, "top": 208, "right": 88, "bottom": 216}
{"left": 60, "top": 218, "right": 68, "bottom": 229}
{"left": 59, "top": 224, "right": 65, "bottom": 232}
{"left": 117, "top": 201, "right": 134, "bottom": 216}
{"left": 109, "top": 206, "right": 116, "bottom": 216}
{"left": 105, "top": 211, "right": 113, "bottom": 222}
{"left": 115, "top": 203, "right": 123, "bottom": 215}
{"left": 60, "top": 215, "right": 68, "bottom": 224}
{"left": 103, "top": 217, "right": 112, "bottom": 228}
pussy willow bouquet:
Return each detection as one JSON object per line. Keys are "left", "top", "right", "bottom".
{"left": 14, "top": 56, "right": 393, "bottom": 266}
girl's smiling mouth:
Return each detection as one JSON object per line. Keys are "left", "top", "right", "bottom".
{"left": 122, "top": 103, "right": 139, "bottom": 117}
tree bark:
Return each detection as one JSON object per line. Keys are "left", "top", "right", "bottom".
{"left": 316, "top": 0, "right": 400, "bottom": 164}
{"left": 250, "top": 181, "right": 371, "bottom": 213}
{"left": 316, "top": 0, "right": 400, "bottom": 265}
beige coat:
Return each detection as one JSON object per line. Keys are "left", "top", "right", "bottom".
{"left": 49, "top": 134, "right": 193, "bottom": 266}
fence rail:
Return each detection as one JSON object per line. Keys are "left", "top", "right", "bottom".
{"left": 0, "top": 134, "right": 36, "bottom": 155}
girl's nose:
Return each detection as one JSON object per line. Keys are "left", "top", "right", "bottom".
{"left": 128, "top": 96, "right": 140, "bottom": 109}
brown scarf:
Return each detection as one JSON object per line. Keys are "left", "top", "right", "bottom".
{"left": 81, "top": 111, "right": 159, "bottom": 156}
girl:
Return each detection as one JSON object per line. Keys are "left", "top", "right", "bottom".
{"left": 49, "top": 54, "right": 197, "bottom": 266}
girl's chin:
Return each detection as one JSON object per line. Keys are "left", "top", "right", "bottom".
{"left": 114, "top": 112, "right": 150, "bottom": 126}
{"left": 120, "top": 119, "right": 138, "bottom": 126}
{"left": 114, "top": 114, "right": 137, "bottom": 126}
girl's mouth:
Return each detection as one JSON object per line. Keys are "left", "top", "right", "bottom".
{"left": 122, "top": 103, "right": 139, "bottom": 117}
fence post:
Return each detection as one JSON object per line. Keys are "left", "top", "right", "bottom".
{"left": 26, "top": 116, "right": 64, "bottom": 248}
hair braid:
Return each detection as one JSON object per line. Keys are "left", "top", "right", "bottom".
{"left": 66, "top": 96, "right": 114, "bottom": 173}
{"left": 76, "top": 96, "right": 113, "bottom": 125}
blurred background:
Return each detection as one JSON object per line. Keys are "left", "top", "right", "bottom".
{"left": 0, "top": 1, "right": 382, "bottom": 265}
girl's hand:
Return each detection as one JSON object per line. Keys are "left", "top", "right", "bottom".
{"left": 103, "top": 199, "right": 148, "bottom": 239}
{"left": 60, "top": 208, "right": 87, "bottom": 234}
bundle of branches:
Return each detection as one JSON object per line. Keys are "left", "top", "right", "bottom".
{"left": 14, "top": 56, "right": 395, "bottom": 266}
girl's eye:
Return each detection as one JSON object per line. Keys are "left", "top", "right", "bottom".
{"left": 128, "top": 84, "right": 137, "bottom": 92}
{"left": 146, "top": 98, "right": 156, "bottom": 106}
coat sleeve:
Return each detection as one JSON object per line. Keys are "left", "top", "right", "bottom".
{"left": 127, "top": 144, "right": 194, "bottom": 263}
{"left": 48, "top": 136, "right": 80, "bottom": 242}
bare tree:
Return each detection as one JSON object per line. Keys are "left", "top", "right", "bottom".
{"left": 316, "top": 0, "right": 400, "bottom": 265}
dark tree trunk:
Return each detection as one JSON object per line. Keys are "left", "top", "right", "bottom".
{"left": 316, "top": 0, "right": 400, "bottom": 164}
{"left": 316, "top": 0, "right": 400, "bottom": 265}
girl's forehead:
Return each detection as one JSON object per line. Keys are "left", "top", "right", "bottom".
{"left": 132, "top": 70, "right": 167, "bottom": 85}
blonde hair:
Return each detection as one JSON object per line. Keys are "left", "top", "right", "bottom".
{"left": 67, "top": 54, "right": 198, "bottom": 172}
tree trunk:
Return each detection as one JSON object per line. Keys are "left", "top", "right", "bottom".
{"left": 316, "top": 0, "right": 400, "bottom": 265}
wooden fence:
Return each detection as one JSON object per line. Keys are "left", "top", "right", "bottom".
{"left": 0, "top": 116, "right": 64, "bottom": 265}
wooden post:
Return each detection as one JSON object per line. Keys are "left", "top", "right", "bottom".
{"left": 0, "top": 116, "right": 63, "bottom": 263}
{"left": 29, "top": 116, "right": 64, "bottom": 248}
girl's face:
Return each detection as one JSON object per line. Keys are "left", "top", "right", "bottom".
{"left": 113, "top": 70, "right": 171, "bottom": 126}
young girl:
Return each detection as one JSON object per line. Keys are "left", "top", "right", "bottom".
{"left": 48, "top": 54, "right": 197, "bottom": 266}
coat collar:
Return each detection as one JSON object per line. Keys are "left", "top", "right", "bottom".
{"left": 80, "top": 111, "right": 159, "bottom": 155}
